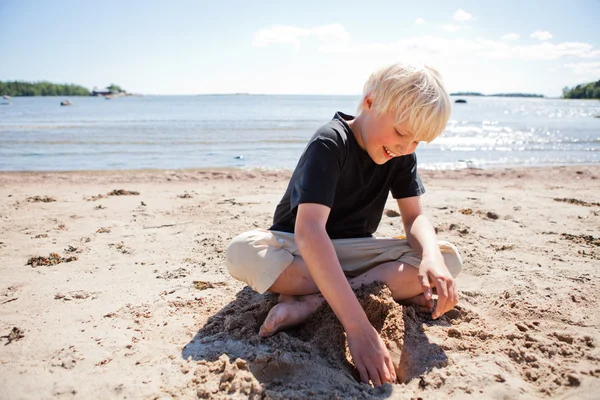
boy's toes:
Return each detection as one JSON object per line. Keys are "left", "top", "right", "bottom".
{"left": 259, "top": 314, "right": 277, "bottom": 337}
{"left": 259, "top": 304, "right": 286, "bottom": 337}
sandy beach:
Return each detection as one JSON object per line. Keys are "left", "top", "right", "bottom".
{"left": 0, "top": 165, "right": 599, "bottom": 399}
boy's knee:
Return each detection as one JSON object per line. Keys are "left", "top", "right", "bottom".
{"left": 225, "top": 231, "right": 256, "bottom": 281}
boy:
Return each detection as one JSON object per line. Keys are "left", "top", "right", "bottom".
{"left": 225, "top": 63, "right": 462, "bottom": 386}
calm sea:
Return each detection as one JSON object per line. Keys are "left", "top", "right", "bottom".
{"left": 0, "top": 95, "right": 598, "bottom": 171}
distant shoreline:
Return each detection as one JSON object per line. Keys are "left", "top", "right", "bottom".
{"left": 450, "top": 92, "right": 545, "bottom": 98}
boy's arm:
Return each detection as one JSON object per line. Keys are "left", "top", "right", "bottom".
{"left": 396, "top": 196, "right": 458, "bottom": 319}
{"left": 295, "top": 203, "right": 396, "bottom": 386}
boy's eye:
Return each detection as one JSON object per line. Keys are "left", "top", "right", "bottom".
{"left": 395, "top": 129, "right": 403, "bottom": 136}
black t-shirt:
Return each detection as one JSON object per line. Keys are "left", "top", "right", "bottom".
{"left": 269, "top": 112, "right": 425, "bottom": 239}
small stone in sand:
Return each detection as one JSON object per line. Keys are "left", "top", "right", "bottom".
{"left": 384, "top": 209, "right": 400, "bottom": 217}
{"left": 486, "top": 211, "right": 499, "bottom": 220}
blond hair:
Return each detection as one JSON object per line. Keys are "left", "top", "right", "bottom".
{"left": 357, "top": 63, "right": 451, "bottom": 142}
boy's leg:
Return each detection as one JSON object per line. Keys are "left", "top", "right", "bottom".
{"left": 226, "top": 230, "right": 462, "bottom": 336}
{"left": 260, "top": 259, "right": 427, "bottom": 336}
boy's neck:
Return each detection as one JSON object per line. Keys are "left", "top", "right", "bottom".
{"left": 347, "top": 113, "right": 366, "bottom": 151}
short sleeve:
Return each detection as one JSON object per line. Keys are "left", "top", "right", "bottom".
{"left": 390, "top": 153, "right": 426, "bottom": 199}
{"left": 289, "top": 137, "right": 343, "bottom": 215}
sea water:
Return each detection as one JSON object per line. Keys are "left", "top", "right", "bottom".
{"left": 0, "top": 95, "right": 598, "bottom": 171}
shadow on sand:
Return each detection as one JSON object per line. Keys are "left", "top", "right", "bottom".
{"left": 182, "top": 283, "right": 449, "bottom": 399}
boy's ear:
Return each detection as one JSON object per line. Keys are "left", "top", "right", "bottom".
{"left": 364, "top": 95, "right": 373, "bottom": 111}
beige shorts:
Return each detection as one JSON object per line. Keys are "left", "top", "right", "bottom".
{"left": 226, "top": 229, "right": 463, "bottom": 294}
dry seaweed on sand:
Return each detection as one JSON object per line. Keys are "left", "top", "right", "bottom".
{"left": 1, "top": 327, "right": 25, "bottom": 345}
{"left": 554, "top": 198, "right": 600, "bottom": 207}
{"left": 87, "top": 194, "right": 106, "bottom": 201}
{"left": 561, "top": 233, "right": 600, "bottom": 247}
{"left": 26, "top": 252, "right": 78, "bottom": 267}
{"left": 26, "top": 195, "right": 56, "bottom": 203}
{"left": 460, "top": 208, "right": 500, "bottom": 219}
{"left": 193, "top": 281, "right": 227, "bottom": 290}
{"left": 107, "top": 189, "right": 140, "bottom": 196}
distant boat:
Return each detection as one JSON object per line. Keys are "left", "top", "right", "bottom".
{"left": 2, "top": 95, "right": 11, "bottom": 100}
{"left": 455, "top": 99, "right": 467, "bottom": 104}
{"left": 1, "top": 102, "right": 12, "bottom": 106}
{"left": 60, "top": 100, "right": 73, "bottom": 106}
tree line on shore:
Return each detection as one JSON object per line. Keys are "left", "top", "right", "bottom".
{"left": 562, "top": 80, "right": 600, "bottom": 99}
{"left": 2, "top": 80, "right": 599, "bottom": 99}
{"left": 451, "top": 80, "right": 600, "bottom": 100}
{"left": 0, "top": 81, "right": 125, "bottom": 97}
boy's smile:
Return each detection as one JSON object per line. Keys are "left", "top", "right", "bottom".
{"left": 349, "top": 97, "right": 420, "bottom": 165}
{"left": 383, "top": 145, "right": 400, "bottom": 160}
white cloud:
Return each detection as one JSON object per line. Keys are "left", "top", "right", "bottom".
{"left": 252, "top": 24, "right": 350, "bottom": 47}
{"left": 312, "top": 24, "right": 350, "bottom": 43}
{"left": 252, "top": 26, "right": 310, "bottom": 47}
{"left": 481, "top": 40, "right": 599, "bottom": 60}
{"left": 319, "top": 34, "right": 600, "bottom": 64}
{"left": 502, "top": 33, "right": 519, "bottom": 40}
{"left": 453, "top": 9, "right": 472, "bottom": 22}
{"left": 443, "top": 25, "right": 461, "bottom": 32}
{"left": 246, "top": 28, "right": 600, "bottom": 95}
{"left": 530, "top": 31, "right": 553, "bottom": 41}
{"left": 254, "top": 23, "right": 599, "bottom": 66}
{"left": 563, "top": 61, "right": 600, "bottom": 76}
{"left": 415, "top": 18, "right": 425, "bottom": 24}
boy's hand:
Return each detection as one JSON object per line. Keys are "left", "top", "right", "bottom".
{"left": 346, "top": 324, "right": 396, "bottom": 386}
{"left": 418, "top": 255, "right": 458, "bottom": 319}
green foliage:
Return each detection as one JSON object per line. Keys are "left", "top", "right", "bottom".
{"left": 0, "top": 81, "right": 90, "bottom": 96}
{"left": 562, "top": 80, "right": 600, "bottom": 99}
{"left": 106, "top": 84, "right": 124, "bottom": 93}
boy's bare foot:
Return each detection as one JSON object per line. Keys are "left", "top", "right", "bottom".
{"left": 397, "top": 293, "right": 434, "bottom": 312}
{"left": 259, "top": 294, "right": 323, "bottom": 337}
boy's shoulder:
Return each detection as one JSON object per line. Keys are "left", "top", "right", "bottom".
{"left": 310, "top": 112, "right": 355, "bottom": 147}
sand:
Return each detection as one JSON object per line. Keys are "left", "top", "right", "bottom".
{"left": 0, "top": 166, "right": 599, "bottom": 399}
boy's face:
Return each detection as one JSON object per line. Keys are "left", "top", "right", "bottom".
{"left": 357, "top": 98, "right": 420, "bottom": 165}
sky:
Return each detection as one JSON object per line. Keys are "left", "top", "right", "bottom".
{"left": 0, "top": 0, "right": 599, "bottom": 97}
